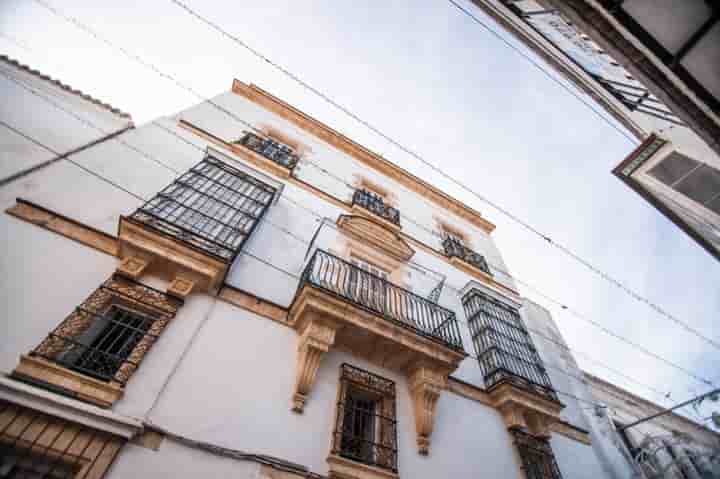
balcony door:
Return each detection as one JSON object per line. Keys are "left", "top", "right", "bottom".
{"left": 348, "top": 256, "right": 389, "bottom": 315}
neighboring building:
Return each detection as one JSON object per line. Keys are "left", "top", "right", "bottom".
{"left": 1, "top": 57, "right": 716, "bottom": 478}
{"left": 466, "top": 0, "right": 720, "bottom": 261}
{"left": 587, "top": 374, "right": 720, "bottom": 479}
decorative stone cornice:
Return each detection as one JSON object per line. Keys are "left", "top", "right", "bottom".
{"left": 337, "top": 215, "right": 414, "bottom": 263}
{"left": 488, "top": 381, "right": 565, "bottom": 438}
{"left": 232, "top": 80, "right": 496, "bottom": 234}
{"left": 118, "top": 216, "right": 228, "bottom": 293}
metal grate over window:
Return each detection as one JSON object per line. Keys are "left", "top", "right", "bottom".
{"left": 235, "top": 132, "right": 299, "bottom": 170}
{"left": 29, "top": 275, "right": 183, "bottom": 386}
{"left": 0, "top": 399, "right": 123, "bottom": 478}
{"left": 333, "top": 364, "right": 397, "bottom": 473}
{"left": 442, "top": 235, "right": 492, "bottom": 275}
{"left": 351, "top": 189, "right": 401, "bottom": 226}
{"left": 463, "top": 290, "right": 557, "bottom": 401}
{"left": 130, "top": 155, "right": 276, "bottom": 261}
{"left": 511, "top": 429, "right": 563, "bottom": 479}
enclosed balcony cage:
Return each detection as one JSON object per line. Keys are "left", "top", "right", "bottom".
{"left": 351, "top": 189, "right": 401, "bottom": 227}
{"left": 511, "top": 428, "right": 564, "bottom": 479}
{"left": 333, "top": 364, "right": 397, "bottom": 472}
{"left": 235, "top": 132, "right": 300, "bottom": 170}
{"left": 463, "top": 290, "right": 557, "bottom": 401}
{"left": 298, "top": 249, "right": 464, "bottom": 351}
{"left": 129, "top": 155, "right": 276, "bottom": 262}
{"left": 442, "top": 236, "right": 492, "bottom": 275}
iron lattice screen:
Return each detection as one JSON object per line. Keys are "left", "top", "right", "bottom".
{"left": 0, "top": 399, "right": 123, "bottom": 478}
{"left": 442, "top": 236, "right": 492, "bottom": 275}
{"left": 511, "top": 429, "right": 563, "bottom": 479}
{"left": 235, "top": 132, "right": 299, "bottom": 170}
{"left": 333, "top": 364, "right": 397, "bottom": 472}
{"left": 31, "top": 275, "right": 183, "bottom": 385}
{"left": 299, "top": 249, "right": 464, "bottom": 351}
{"left": 351, "top": 189, "right": 401, "bottom": 226}
{"left": 130, "top": 155, "right": 276, "bottom": 261}
{"left": 463, "top": 290, "right": 557, "bottom": 401}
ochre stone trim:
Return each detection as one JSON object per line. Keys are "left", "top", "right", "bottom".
{"left": 349, "top": 204, "right": 402, "bottom": 234}
{"left": 449, "top": 256, "right": 496, "bottom": 285}
{"left": 218, "top": 286, "right": 290, "bottom": 324}
{"left": 488, "top": 381, "right": 565, "bottom": 438}
{"left": 550, "top": 421, "right": 592, "bottom": 446}
{"left": 289, "top": 286, "right": 465, "bottom": 454}
{"left": 6, "top": 199, "right": 118, "bottom": 256}
{"left": 118, "top": 216, "right": 228, "bottom": 293}
{"left": 131, "top": 430, "right": 166, "bottom": 451}
{"left": 13, "top": 355, "right": 123, "bottom": 408}
{"left": 326, "top": 454, "right": 399, "bottom": 479}
{"left": 337, "top": 215, "right": 414, "bottom": 263}
{"left": 231, "top": 80, "right": 496, "bottom": 234}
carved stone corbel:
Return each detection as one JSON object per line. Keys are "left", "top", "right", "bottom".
{"left": 292, "top": 321, "right": 337, "bottom": 413}
{"left": 408, "top": 365, "right": 447, "bottom": 455}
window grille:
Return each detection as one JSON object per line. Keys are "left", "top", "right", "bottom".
{"left": 463, "top": 290, "right": 557, "bottom": 401}
{"left": 511, "top": 429, "right": 563, "bottom": 479}
{"left": 0, "top": 399, "right": 123, "bottom": 478}
{"left": 442, "top": 235, "right": 492, "bottom": 275}
{"left": 130, "top": 155, "right": 275, "bottom": 261}
{"left": 351, "top": 189, "right": 401, "bottom": 226}
{"left": 29, "top": 275, "right": 182, "bottom": 386}
{"left": 235, "top": 132, "right": 299, "bottom": 170}
{"left": 333, "top": 364, "right": 397, "bottom": 472}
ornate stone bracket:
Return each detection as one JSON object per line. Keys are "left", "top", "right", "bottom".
{"left": 292, "top": 320, "right": 337, "bottom": 413}
{"left": 489, "top": 381, "right": 565, "bottom": 438}
{"left": 408, "top": 365, "right": 447, "bottom": 455}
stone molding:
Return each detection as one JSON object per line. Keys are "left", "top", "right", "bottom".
{"left": 326, "top": 454, "right": 399, "bottom": 479}
{"left": 13, "top": 355, "right": 124, "bottom": 408}
{"left": 337, "top": 215, "right": 414, "bottom": 263}
{"left": 231, "top": 80, "right": 496, "bottom": 234}
{"left": 488, "top": 381, "right": 565, "bottom": 438}
{"left": 218, "top": 286, "right": 289, "bottom": 324}
{"left": 118, "top": 216, "right": 227, "bottom": 293}
{"left": 349, "top": 204, "right": 402, "bottom": 234}
{"left": 288, "top": 286, "right": 465, "bottom": 454}
{"left": 449, "top": 256, "right": 496, "bottom": 285}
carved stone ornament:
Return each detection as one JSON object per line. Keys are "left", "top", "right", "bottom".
{"left": 336, "top": 215, "right": 414, "bottom": 262}
{"left": 118, "top": 216, "right": 228, "bottom": 293}
{"left": 488, "top": 381, "right": 565, "bottom": 438}
{"left": 408, "top": 365, "right": 447, "bottom": 455}
{"left": 292, "top": 320, "right": 337, "bottom": 413}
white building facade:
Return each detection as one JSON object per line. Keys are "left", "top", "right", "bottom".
{"left": 1, "top": 57, "right": 717, "bottom": 478}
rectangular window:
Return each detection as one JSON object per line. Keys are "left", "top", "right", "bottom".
{"left": 511, "top": 429, "right": 563, "bottom": 479}
{"left": 463, "top": 290, "right": 557, "bottom": 400}
{"left": 235, "top": 132, "right": 299, "bottom": 170}
{"left": 130, "top": 155, "right": 276, "bottom": 261}
{"left": 30, "top": 275, "right": 182, "bottom": 385}
{"left": 333, "top": 364, "right": 397, "bottom": 472}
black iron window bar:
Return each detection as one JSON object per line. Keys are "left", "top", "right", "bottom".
{"left": 0, "top": 399, "right": 122, "bottom": 478}
{"left": 298, "top": 249, "right": 464, "bottom": 351}
{"left": 30, "top": 275, "right": 183, "bottom": 385}
{"left": 442, "top": 236, "right": 492, "bottom": 276}
{"left": 333, "top": 364, "right": 397, "bottom": 472}
{"left": 511, "top": 428, "right": 564, "bottom": 479}
{"left": 130, "top": 155, "right": 276, "bottom": 262}
{"left": 463, "top": 290, "right": 558, "bottom": 402}
{"left": 235, "top": 132, "right": 300, "bottom": 170}
{"left": 351, "top": 189, "right": 401, "bottom": 227}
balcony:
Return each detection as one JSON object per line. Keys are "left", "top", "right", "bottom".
{"left": 118, "top": 154, "right": 278, "bottom": 295}
{"left": 351, "top": 189, "right": 400, "bottom": 228}
{"left": 442, "top": 236, "right": 491, "bottom": 276}
{"left": 235, "top": 132, "right": 299, "bottom": 174}
{"left": 463, "top": 287, "right": 563, "bottom": 436}
{"left": 288, "top": 249, "right": 466, "bottom": 454}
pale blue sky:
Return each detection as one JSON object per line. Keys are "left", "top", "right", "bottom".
{"left": 1, "top": 0, "right": 718, "bottom": 424}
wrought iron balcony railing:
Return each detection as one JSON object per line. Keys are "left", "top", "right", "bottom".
{"left": 352, "top": 189, "right": 401, "bottom": 227}
{"left": 129, "top": 156, "right": 276, "bottom": 262}
{"left": 463, "top": 290, "right": 558, "bottom": 402}
{"left": 299, "top": 249, "right": 463, "bottom": 351}
{"left": 442, "top": 237, "right": 492, "bottom": 275}
{"left": 235, "top": 132, "right": 300, "bottom": 170}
